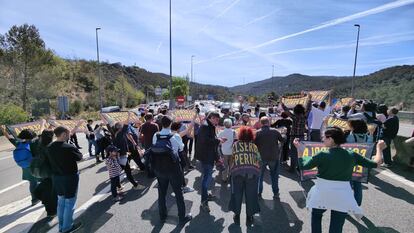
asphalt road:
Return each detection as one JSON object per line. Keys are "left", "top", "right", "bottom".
{"left": 0, "top": 133, "right": 413, "bottom": 233}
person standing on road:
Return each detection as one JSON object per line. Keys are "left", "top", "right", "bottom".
{"left": 381, "top": 107, "right": 399, "bottom": 167}
{"left": 112, "top": 113, "right": 145, "bottom": 191}
{"left": 86, "top": 119, "right": 99, "bottom": 163}
{"left": 140, "top": 113, "right": 159, "bottom": 150}
{"left": 229, "top": 126, "right": 261, "bottom": 227}
{"left": 105, "top": 145, "right": 124, "bottom": 202}
{"left": 151, "top": 116, "right": 192, "bottom": 225}
{"left": 308, "top": 100, "right": 331, "bottom": 142}
{"left": 196, "top": 111, "right": 226, "bottom": 212}
{"left": 2, "top": 120, "right": 47, "bottom": 206}
{"left": 272, "top": 111, "right": 293, "bottom": 164}
{"left": 293, "top": 127, "right": 385, "bottom": 233}
{"left": 217, "top": 118, "right": 236, "bottom": 183}
{"left": 47, "top": 123, "right": 84, "bottom": 233}
{"left": 255, "top": 116, "right": 285, "bottom": 199}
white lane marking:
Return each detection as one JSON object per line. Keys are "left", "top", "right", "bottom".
{"left": 0, "top": 196, "right": 44, "bottom": 233}
{"left": 0, "top": 181, "right": 27, "bottom": 195}
{"left": 0, "top": 153, "right": 91, "bottom": 195}
{"left": 374, "top": 168, "right": 414, "bottom": 189}
{"left": 0, "top": 155, "right": 13, "bottom": 161}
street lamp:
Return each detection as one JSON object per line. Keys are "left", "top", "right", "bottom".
{"left": 169, "top": 0, "right": 174, "bottom": 110}
{"left": 272, "top": 64, "right": 274, "bottom": 88}
{"left": 351, "top": 24, "right": 360, "bottom": 98}
{"left": 95, "top": 27, "right": 103, "bottom": 112}
{"left": 191, "top": 55, "right": 194, "bottom": 99}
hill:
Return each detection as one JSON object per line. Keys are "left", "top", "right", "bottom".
{"left": 230, "top": 65, "right": 414, "bottom": 110}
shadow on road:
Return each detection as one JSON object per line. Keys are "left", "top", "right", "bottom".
{"left": 369, "top": 173, "right": 414, "bottom": 205}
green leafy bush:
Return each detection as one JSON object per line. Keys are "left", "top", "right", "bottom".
{"left": 0, "top": 104, "right": 29, "bottom": 125}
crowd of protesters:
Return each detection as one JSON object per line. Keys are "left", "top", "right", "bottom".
{"left": 2, "top": 92, "right": 405, "bottom": 233}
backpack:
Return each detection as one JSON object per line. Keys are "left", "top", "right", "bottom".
{"left": 363, "top": 113, "right": 382, "bottom": 142}
{"left": 149, "top": 133, "right": 181, "bottom": 177}
{"left": 30, "top": 145, "right": 52, "bottom": 179}
{"left": 13, "top": 142, "right": 33, "bottom": 169}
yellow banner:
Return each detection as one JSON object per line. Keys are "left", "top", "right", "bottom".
{"left": 6, "top": 120, "right": 50, "bottom": 138}
{"left": 334, "top": 97, "right": 353, "bottom": 109}
{"left": 282, "top": 95, "right": 309, "bottom": 109}
{"left": 101, "top": 112, "right": 140, "bottom": 125}
{"left": 48, "top": 120, "right": 87, "bottom": 132}
{"left": 308, "top": 90, "right": 330, "bottom": 103}
{"left": 324, "top": 116, "right": 349, "bottom": 131}
{"left": 171, "top": 109, "right": 196, "bottom": 122}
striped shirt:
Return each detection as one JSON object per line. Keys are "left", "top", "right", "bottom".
{"left": 105, "top": 157, "right": 122, "bottom": 178}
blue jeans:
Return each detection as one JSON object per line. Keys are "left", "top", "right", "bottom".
{"left": 259, "top": 160, "right": 280, "bottom": 195}
{"left": 201, "top": 163, "right": 214, "bottom": 203}
{"left": 350, "top": 181, "right": 362, "bottom": 206}
{"left": 58, "top": 194, "right": 77, "bottom": 232}
{"left": 312, "top": 208, "right": 347, "bottom": 233}
{"left": 88, "top": 139, "right": 98, "bottom": 156}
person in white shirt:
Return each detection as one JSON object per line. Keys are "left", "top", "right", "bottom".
{"left": 309, "top": 101, "right": 331, "bottom": 142}
{"left": 217, "top": 119, "right": 236, "bottom": 182}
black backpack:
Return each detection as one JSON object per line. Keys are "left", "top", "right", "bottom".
{"left": 364, "top": 113, "right": 382, "bottom": 142}
{"left": 149, "top": 133, "right": 181, "bottom": 177}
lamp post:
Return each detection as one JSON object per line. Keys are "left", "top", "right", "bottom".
{"left": 272, "top": 64, "right": 274, "bottom": 88}
{"left": 95, "top": 27, "right": 103, "bottom": 112}
{"left": 169, "top": 0, "right": 174, "bottom": 110}
{"left": 352, "top": 24, "right": 360, "bottom": 98}
{"left": 191, "top": 55, "right": 194, "bottom": 99}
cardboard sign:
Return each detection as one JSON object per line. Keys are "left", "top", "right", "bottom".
{"left": 48, "top": 120, "right": 87, "bottom": 132}
{"left": 334, "top": 97, "right": 354, "bottom": 110}
{"left": 297, "top": 142, "right": 375, "bottom": 183}
{"left": 323, "top": 116, "right": 350, "bottom": 132}
{"left": 308, "top": 90, "right": 330, "bottom": 103}
{"left": 6, "top": 120, "right": 50, "bottom": 138}
{"left": 171, "top": 109, "right": 196, "bottom": 122}
{"left": 101, "top": 112, "right": 140, "bottom": 126}
{"left": 282, "top": 95, "right": 309, "bottom": 109}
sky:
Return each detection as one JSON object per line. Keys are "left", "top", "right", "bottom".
{"left": 1, "top": 0, "right": 414, "bottom": 87}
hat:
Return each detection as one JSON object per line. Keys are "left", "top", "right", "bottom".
{"left": 106, "top": 145, "right": 120, "bottom": 153}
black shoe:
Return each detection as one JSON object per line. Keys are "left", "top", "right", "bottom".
{"left": 160, "top": 215, "right": 167, "bottom": 223}
{"left": 188, "top": 165, "right": 195, "bottom": 170}
{"left": 31, "top": 199, "right": 40, "bottom": 206}
{"left": 246, "top": 216, "right": 254, "bottom": 227}
{"left": 273, "top": 193, "right": 280, "bottom": 199}
{"left": 179, "top": 214, "right": 192, "bottom": 225}
{"left": 258, "top": 193, "right": 262, "bottom": 199}
{"left": 233, "top": 214, "right": 240, "bottom": 225}
{"left": 200, "top": 202, "right": 210, "bottom": 212}
{"left": 96, "top": 159, "right": 102, "bottom": 164}
{"left": 65, "top": 222, "right": 82, "bottom": 233}
{"left": 207, "top": 193, "right": 216, "bottom": 201}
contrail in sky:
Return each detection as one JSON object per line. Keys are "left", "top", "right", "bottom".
{"left": 198, "top": 0, "right": 414, "bottom": 64}
{"left": 243, "top": 8, "right": 280, "bottom": 27}
{"left": 197, "top": 0, "right": 242, "bottom": 34}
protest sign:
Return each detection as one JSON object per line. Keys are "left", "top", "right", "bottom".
{"left": 282, "top": 95, "right": 309, "bottom": 109}
{"left": 297, "top": 142, "right": 375, "bottom": 183}
{"left": 171, "top": 109, "right": 196, "bottom": 122}
{"left": 6, "top": 120, "right": 50, "bottom": 138}
{"left": 48, "top": 120, "right": 87, "bottom": 132}
{"left": 322, "top": 115, "right": 350, "bottom": 132}
{"left": 100, "top": 112, "right": 140, "bottom": 126}
{"left": 334, "top": 97, "right": 354, "bottom": 110}
{"left": 308, "top": 90, "right": 330, "bottom": 103}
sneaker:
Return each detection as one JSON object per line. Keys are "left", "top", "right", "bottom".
{"left": 179, "top": 214, "right": 192, "bottom": 225}
{"left": 117, "top": 185, "right": 125, "bottom": 191}
{"left": 200, "top": 202, "right": 210, "bottom": 212}
{"left": 207, "top": 193, "right": 216, "bottom": 201}
{"left": 182, "top": 186, "right": 195, "bottom": 193}
{"left": 246, "top": 216, "right": 254, "bottom": 227}
{"left": 133, "top": 184, "right": 145, "bottom": 190}
{"left": 113, "top": 196, "right": 124, "bottom": 202}
{"left": 65, "top": 222, "right": 82, "bottom": 233}
{"left": 382, "top": 163, "right": 393, "bottom": 168}
{"left": 273, "top": 193, "right": 280, "bottom": 199}
{"left": 233, "top": 214, "right": 240, "bottom": 225}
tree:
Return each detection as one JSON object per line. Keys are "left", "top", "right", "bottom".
{"left": 0, "top": 24, "right": 54, "bottom": 110}
{"left": 162, "top": 76, "right": 189, "bottom": 99}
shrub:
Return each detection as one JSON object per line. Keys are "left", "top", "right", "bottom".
{"left": 0, "top": 104, "right": 29, "bottom": 125}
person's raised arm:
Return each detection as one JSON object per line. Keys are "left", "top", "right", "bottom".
{"left": 71, "top": 119, "right": 86, "bottom": 136}
{"left": 40, "top": 119, "right": 47, "bottom": 134}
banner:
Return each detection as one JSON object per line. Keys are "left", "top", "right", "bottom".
{"left": 323, "top": 115, "right": 350, "bottom": 132}
{"left": 48, "top": 120, "right": 87, "bottom": 133}
{"left": 282, "top": 95, "right": 309, "bottom": 109}
{"left": 100, "top": 112, "right": 140, "bottom": 126}
{"left": 308, "top": 90, "right": 330, "bottom": 103}
{"left": 6, "top": 120, "right": 50, "bottom": 139}
{"left": 171, "top": 109, "right": 196, "bottom": 122}
{"left": 297, "top": 142, "right": 375, "bottom": 183}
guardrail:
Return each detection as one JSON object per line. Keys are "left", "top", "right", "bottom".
{"left": 399, "top": 111, "right": 414, "bottom": 124}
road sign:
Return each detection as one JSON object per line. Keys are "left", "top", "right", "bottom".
{"left": 155, "top": 87, "right": 162, "bottom": 96}
{"left": 176, "top": 96, "right": 185, "bottom": 104}
{"left": 187, "top": 96, "right": 192, "bottom": 101}
{"left": 57, "top": 96, "right": 69, "bottom": 113}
